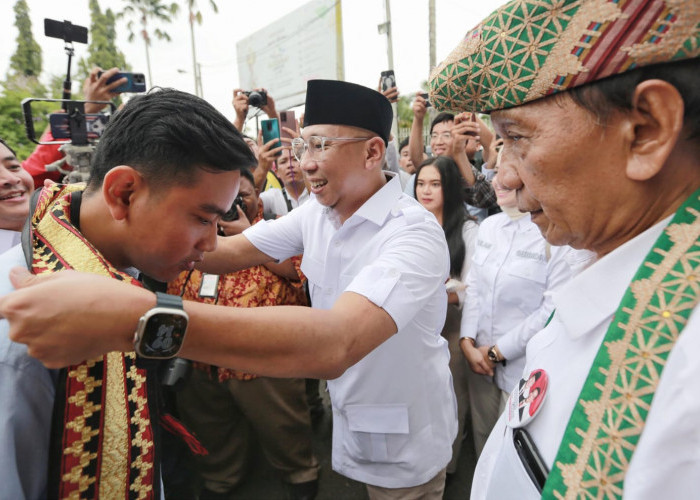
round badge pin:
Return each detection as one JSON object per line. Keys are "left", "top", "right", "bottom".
{"left": 505, "top": 368, "right": 549, "bottom": 428}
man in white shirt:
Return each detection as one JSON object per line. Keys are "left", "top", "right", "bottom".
{"left": 426, "top": 0, "right": 700, "bottom": 498}
{"left": 0, "top": 139, "right": 33, "bottom": 253}
{"left": 2, "top": 79, "right": 457, "bottom": 499}
{"left": 259, "top": 149, "right": 309, "bottom": 217}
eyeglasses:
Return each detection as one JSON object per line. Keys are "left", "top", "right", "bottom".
{"left": 430, "top": 132, "right": 452, "bottom": 141}
{"left": 291, "top": 136, "right": 370, "bottom": 162}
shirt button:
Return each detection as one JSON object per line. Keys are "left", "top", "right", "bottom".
{"left": 334, "top": 240, "right": 341, "bottom": 247}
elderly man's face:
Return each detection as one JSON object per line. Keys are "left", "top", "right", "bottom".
{"left": 492, "top": 94, "right": 631, "bottom": 255}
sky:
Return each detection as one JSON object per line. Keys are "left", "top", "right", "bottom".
{"left": 0, "top": 0, "right": 506, "bottom": 122}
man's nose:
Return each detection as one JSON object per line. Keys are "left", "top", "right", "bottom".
{"left": 199, "top": 225, "right": 218, "bottom": 253}
{"left": 497, "top": 152, "right": 523, "bottom": 191}
{"left": 0, "top": 170, "right": 22, "bottom": 187}
{"left": 300, "top": 155, "right": 317, "bottom": 172}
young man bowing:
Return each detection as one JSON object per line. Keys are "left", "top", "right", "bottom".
{"left": 1, "top": 80, "right": 457, "bottom": 499}
{"left": 0, "top": 88, "right": 253, "bottom": 499}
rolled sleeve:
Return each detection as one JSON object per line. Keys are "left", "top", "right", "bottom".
{"left": 243, "top": 203, "right": 306, "bottom": 262}
{"left": 346, "top": 219, "right": 449, "bottom": 331}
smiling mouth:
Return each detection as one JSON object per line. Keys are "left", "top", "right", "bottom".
{"left": 310, "top": 180, "right": 327, "bottom": 189}
{"left": 0, "top": 191, "right": 25, "bottom": 201}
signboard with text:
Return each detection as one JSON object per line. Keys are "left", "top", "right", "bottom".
{"left": 236, "top": 0, "right": 344, "bottom": 110}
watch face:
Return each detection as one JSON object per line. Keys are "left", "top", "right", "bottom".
{"left": 138, "top": 312, "right": 187, "bottom": 358}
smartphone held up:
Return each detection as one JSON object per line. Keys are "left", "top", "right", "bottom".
{"left": 261, "top": 118, "right": 283, "bottom": 156}
{"left": 380, "top": 70, "right": 396, "bottom": 92}
{"left": 97, "top": 71, "right": 147, "bottom": 93}
{"left": 279, "top": 110, "right": 297, "bottom": 140}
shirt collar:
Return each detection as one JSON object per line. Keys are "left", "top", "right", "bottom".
{"left": 554, "top": 214, "right": 673, "bottom": 339}
{"left": 344, "top": 171, "right": 402, "bottom": 227}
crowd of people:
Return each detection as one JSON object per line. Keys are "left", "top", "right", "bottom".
{"left": 0, "top": 0, "right": 698, "bottom": 499}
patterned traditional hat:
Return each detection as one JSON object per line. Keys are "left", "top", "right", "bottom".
{"left": 429, "top": 0, "right": 700, "bottom": 113}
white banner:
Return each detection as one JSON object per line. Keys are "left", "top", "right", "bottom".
{"left": 236, "top": 0, "right": 344, "bottom": 111}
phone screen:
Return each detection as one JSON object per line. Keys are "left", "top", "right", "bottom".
{"left": 49, "top": 113, "right": 109, "bottom": 140}
{"left": 381, "top": 70, "right": 396, "bottom": 92}
{"left": 279, "top": 111, "right": 296, "bottom": 140}
{"left": 261, "top": 118, "right": 282, "bottom": 156}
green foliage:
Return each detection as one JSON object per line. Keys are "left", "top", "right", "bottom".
{"left": 9, "top": 0, "right": 42, "bottom": 78}
{"left": 397, "top": 94, "right": 414, "bottom": 129}
{"left": 120, "top": 0, "right": 180, "bottom": 46}
{"left": 0, "top": 82, "right": 55, "bottom": 160}
{"left": 119, "top": 0, "right": 180, "bottom": 85}
{"left": 78, "top": 0, "right": 130, "bottom": 81}
{"left": 187, "top": 0, "right": 218, "bottom": 23}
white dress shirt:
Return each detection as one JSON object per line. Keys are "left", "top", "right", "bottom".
{"left": 460, "top": 212, "right": 581, "bottom": 392}
{"left": 244, "top": 173, "right": 458, "bottom": 488}
{"left": 472, "top": 213, "right": 700, "bottom": 499}
{"left": 0, "top": 229, "right": 21, "bottom": 255}
{"left": 454, "top": 220, "right": 479, "bottom": 307}
{"left": 259, "top": 186, "right": 310, "bottom": 216}
{"left": 0, "top": 245, "right": 56, "bottom": 500}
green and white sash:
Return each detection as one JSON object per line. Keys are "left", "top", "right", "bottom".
{"left": 543, "top": 188, "right": 700, "bottom": 499}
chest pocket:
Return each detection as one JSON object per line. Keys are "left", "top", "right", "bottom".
{"left": 472, "top": 241, "right": 493, "bottom": 266}
{"left": 301, "top": 255, "right": 325, "bottom": 304}
{"left": 507, "top": 256, "right": 547, "bottom": 285}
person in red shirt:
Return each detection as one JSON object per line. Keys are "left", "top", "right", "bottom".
{"left": 22, "top": 67, "right": 126, "bottom": 188}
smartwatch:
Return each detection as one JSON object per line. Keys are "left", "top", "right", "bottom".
{"left": 134, "top": 292, "right": 189, "bottom": 359}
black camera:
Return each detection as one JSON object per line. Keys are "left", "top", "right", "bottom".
{"left": 222, "top": 195, "right": 247, "bottom": 222}
{"left": 243, "top": 90, "right": 268, "bottom": 108}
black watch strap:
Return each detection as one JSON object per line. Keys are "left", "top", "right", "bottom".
{"left": 156, "top": 292, "right": 183, "bottom": 309}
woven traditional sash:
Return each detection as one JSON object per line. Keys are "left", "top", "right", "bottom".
{"left": 27, "top": 184, "right": 157, "bottom": 500}
{"left": 543, "top": 188, "right": 700, "bottom": 498}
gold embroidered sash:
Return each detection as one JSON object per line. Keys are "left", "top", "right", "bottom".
{"left": 27, "top": 184, "right": 157, "bottom": 500}
{"left": 543, "top": 189, "right": 700, "bottom": 498}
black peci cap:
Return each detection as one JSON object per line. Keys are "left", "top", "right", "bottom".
{"left": 303, "top": 80, "right": 393, "bottom": 145}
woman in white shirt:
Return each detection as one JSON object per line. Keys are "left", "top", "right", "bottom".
{"left": 459, "top": 167, "right": 577, "bottom": 456}
{"left": 414, "top": 155, "right": 478, "bottom": 475}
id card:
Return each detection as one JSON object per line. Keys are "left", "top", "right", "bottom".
{"left": 199, "top": 274, "right": 219, "bottom": 299}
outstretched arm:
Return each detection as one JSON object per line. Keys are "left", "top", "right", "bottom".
{"left": 1, "top": 268, "right": 396, "bottom": 379}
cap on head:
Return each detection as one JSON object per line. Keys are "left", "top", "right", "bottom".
{"left": 303, "top": 79, "right": 393, "bottom": 144}
{"left": 428, "top": 0, "right": 700, "bottom": 113}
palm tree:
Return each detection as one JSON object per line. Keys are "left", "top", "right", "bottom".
{"left": 186, "top": 0, "right": 218, "bottom": 97}
{"left": 119, "top": 0, "right": 180, "bottom": 87}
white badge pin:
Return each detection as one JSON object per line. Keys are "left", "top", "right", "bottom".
{"left": 506, "top": 368, "right": 548, "bottom": 428}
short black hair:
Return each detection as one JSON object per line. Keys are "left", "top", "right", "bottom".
{"left": 566, "top": 58, "right": 700, "bottom": 141}
{"left": 239, "top": 166, "right": 255, "bottom": 187}
{"left": 87, "top": 88, "right": 256, "bottom": 192}
{"left": 0, "top": 138, "right": 17, "bottom": 158}
{"left": 430, "top": 112, "right": 455, "bottom": 134}
{"left": 398, "top": 137, "right": 410, "bottom": 152}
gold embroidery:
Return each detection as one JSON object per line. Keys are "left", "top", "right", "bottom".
{"left": 33, "top": 185, "right": 156, "bottom": 499}
{"left": 99, "top": 352, "right": 130, "bottom": 499}
{"left": 526, "top": 0, "right": 622, "bottom": 101}
{"left": 554, "top": 215, "right": 700, "bottom": 498}
{"left": 127, "top": 358, "right": 155, "bottom": 498}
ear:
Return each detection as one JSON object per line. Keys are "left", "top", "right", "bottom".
{"left": 626, "top": 80, "right": 684, "bottom": 181}
{"left": 101, "top": 166, "right": 145, "bottom": 221}
{"left": 364, "top": 137, "right": 386, "bottom": 170}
